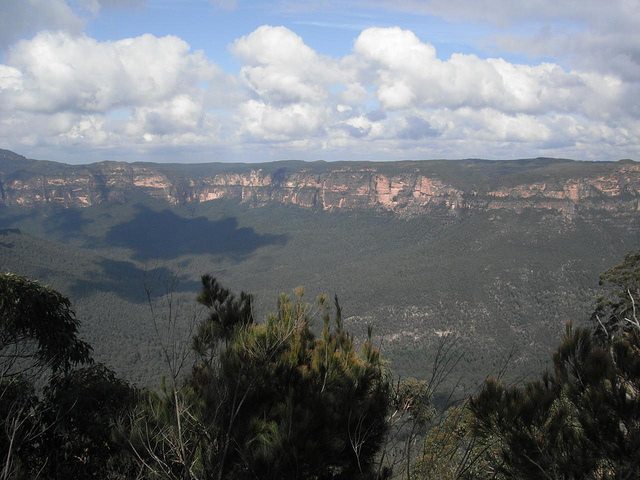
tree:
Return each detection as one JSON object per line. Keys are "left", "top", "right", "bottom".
{"left": 40, "top": 364, "right": 138, "bottom": 479}
{"left": 469, "top": 251, "right": 640, "bottom": 479}
{"left": 187, "top": 278, "right": 390, "bottom": 480}
{"left": 376, "top": 334, "right": 466, "bottom": 480}
{"left": 1, "top": 273, "right": 92, "bottom": 479}
{"left": 0, "top": 273, "right": 134, "bottom": 480}
{"left": 126, "top": 276, "right": 205, "bottom": 480}
{"left": 413, "top": 403, "right": 500, "bottom": 480}
{"left": 0, "top": 376, "right": 40, "bottom": 480}
{"left": 127, "top": 384, "right": 206, "bottom": 480}
{"left": 0, "top": 273, "right": 92, "bottom": 376}
{"left": 593, "top": 250, "right": 640, "bottom": 338}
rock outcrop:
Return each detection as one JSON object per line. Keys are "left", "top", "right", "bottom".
{"left": 0, "top": 149, "right": 638, "bottom": 216}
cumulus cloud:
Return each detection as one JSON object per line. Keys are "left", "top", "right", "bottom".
{"left": 232, "top": 26, "right": 342, "bottom": 105}
{"left": 238, "top": 100, "right": 329, "bottom": 141}
{"left": 0, "top": 31, "right": 235, "bottom": 150}
{"left": 353, "top": 27, "right": 624, "bottom": 119}
{"left": 364, "top": 0, "right": 640, "bottom": 29}
{"left": 364, "top": 0, "right": 640, "bottom": 83}
{"left": 0, "top": 0, "right": 83, "bottom": 50}
{"left": 0, "top": 0, "right": 146, "bottom": 50}
{"left": 0, "top": 21, "right": 638, "bottom": 161}
{"left": 230, "top": 25, "right": 638, "bottom": 159}
{"left": 126, "top": 95, "right": 206, "bottom": 136}
{"left": 3, "top": 32, "right": 217, "bottom": 113}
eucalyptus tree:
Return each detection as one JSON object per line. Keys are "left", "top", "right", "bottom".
{"left": 0, "top": 273, "right": 135, "bottom": 480}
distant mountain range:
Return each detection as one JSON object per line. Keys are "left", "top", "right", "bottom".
{"left": 1, "top": 149, "right": 638, "bottom": 216}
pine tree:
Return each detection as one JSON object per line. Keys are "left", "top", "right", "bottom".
{"left": 188, "top": 278, "right": 390, "bottom": 480}
{"left": 469, "top": 251, "right": 640, "bottom": 479}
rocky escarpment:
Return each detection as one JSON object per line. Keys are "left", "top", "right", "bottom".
{"left": 0, "top": 149, "right": 638, "bottom": 216}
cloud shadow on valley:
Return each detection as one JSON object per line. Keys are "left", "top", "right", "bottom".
{"left": 105, "top": 205, "right": 288, "bottom": 260}
{"left": 70, "top": 258, "right": 201, "bottom": 303}
{"left": 44, "top": 208, "right": 94, "bottom": 238}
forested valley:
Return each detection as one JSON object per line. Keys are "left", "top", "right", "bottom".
{"left": 2, "top": 153, "right": 640, "bottom": 478}
{"left": 2, "top": 0, "right": 639, "bottom": 473}
{"left": 2, "top": 249, "right": 640, "bottom": 479}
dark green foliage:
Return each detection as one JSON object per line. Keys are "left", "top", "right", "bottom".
{"left": 126, "top": 384, "right": 208, "bottom": 480}
{"left": 189, "top": 282, "right": 390, "bottom": 480}
{"left": 0, "top": 273, "right": 135, "bottom": 480}
{"left": 470, "top": 251, "right": 640, "bottom": 480}
{"left": 193, "top": 274, "right": 254, "bottom": 353}
{"left": 0, "top": 377, "right": 41, "bottom": 480}
{"left": 0, "top": 273, "right": 94, "bottom": 479}
{"left": 414, "top": 403, "right": 500, "bottom": 480}
{"left": 39, "top": 364, "right": 138, "bottom": 479}
{"left": 2, "top": 168, "right": 640, "bottom": 478}
{"left": 0, "top": 273, "right": 92, "bottom": 373}
{"left": 4, "top": 250, "right": 640, "bottom": 478}
{"left": 593, "top": 250, "right": 640, "bottom": 337}
{"left": 1, "top": 197, "right": 639, "bottom": 391}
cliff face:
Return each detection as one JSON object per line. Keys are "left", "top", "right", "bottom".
{"left": 0, "top": 150, "right": 638, "bottom": 216}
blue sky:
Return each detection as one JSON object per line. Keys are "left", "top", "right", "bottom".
{"left": 0, "top": 0, "right": 638, "bottom": 163}
{"left": 86, "top": 1, "right": 499, "bottom": 68}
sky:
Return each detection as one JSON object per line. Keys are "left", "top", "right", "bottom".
{"left": 0, "top": 0, "right": 638, "bottom": 163}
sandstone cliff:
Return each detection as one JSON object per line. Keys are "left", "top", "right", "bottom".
{"left": 0, "top": 149, "right": 638, "bottom": 216}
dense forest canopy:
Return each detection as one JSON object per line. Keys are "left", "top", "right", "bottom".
{"left": 1, "top": 250, "right": 640, "bottom": 479}
{"left": 1, "top": 151, "right": 639, "bottom": 395}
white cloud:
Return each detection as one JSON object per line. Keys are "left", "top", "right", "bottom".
{"left": 238, "top": 100, "right": 328, "bottom": 141}
{"left": 365, "top": 0, "right": 640, "bottom": 29}
{"left": 3, "top": 32, "right": 217, "bottom": 113}
{"left": 353, "top": 27, "right": 625, "bottom": 119}
{"left": 231, "top": 26, "right": 354, "bottom": 146}
{"left": 0, "top": 31, "right": 234, "bottom": 150}
{"left": 126, "top": 95, "right": 206, "bottom": 136}
{"left": 0, "top": 65, "right": 23, "bottom": 92}
{"left": 364, "top": 0, "right": 640, "bottom": 82}
{"left": 0, "top": 0, "right": 84, "bottom": 50}
{"left": 232, "top": 25, "right": 342, "bottom": 105}
{"left": 0, "top": 22, "right": 638, "bottom": 161}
